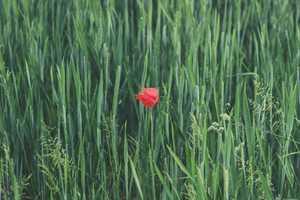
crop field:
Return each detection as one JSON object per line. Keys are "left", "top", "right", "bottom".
{"left": 0, "top": 0, "right": 299, "bottom": 199}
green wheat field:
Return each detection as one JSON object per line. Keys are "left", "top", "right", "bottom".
{"left": 0, "top": 0, "right": 300, "bottom": 199}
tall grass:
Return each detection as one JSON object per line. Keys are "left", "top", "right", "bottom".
{"left": 0, "top": 0, "right": 299, "bottom": 199}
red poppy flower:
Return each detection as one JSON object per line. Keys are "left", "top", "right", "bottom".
{"left": 136, "top": 88, "right": 159, "bottom": 108}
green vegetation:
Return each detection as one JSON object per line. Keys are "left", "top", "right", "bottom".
{"left": 0, "top": 0, "right": 299, "bottom": 199}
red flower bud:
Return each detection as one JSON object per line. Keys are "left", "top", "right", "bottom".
{"left": 136, "top": 88, "right": 159, "bottom": 108}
